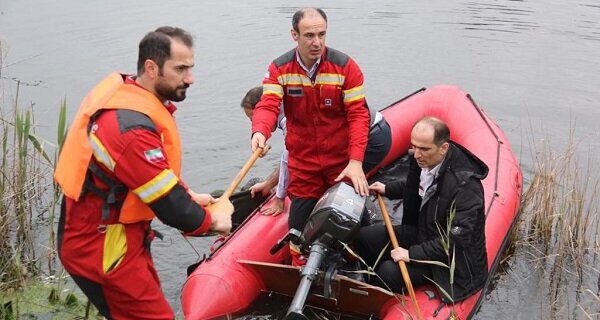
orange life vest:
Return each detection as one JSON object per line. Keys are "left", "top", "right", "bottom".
{"left": 54, "top": 72, "right": 182, "bottom": 223}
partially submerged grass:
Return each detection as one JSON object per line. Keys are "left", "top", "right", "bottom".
{"left": 0, "top": 80, "right": 44, "bottom": 291}
{"left": 512, "top": 125, "right": 600, "bottom": 319}
{"left": 1, "top": 42, "right": 69, "bottom": 318}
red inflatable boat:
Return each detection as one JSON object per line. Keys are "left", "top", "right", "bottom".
{"left": 181, "top": 85, "right": 522, "bottom": 319}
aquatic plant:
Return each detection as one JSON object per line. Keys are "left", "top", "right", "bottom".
{"left": 512, "top": 123, "right": 600, "bottom": 319}
{"left": 0, "top": 42, "right": 69, "bottom": 317}
{"left": 0, "top": 80, "right": 42, "bottom": 290}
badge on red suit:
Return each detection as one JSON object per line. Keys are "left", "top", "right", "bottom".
{"left": 287, "top": 87, "right": 304, "bottom": 97}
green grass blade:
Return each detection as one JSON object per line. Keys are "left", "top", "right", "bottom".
{"left": 57, "top": 98, "right": 68, "bottom": 154}
{"left": 424, "top": 275, "right": 453, "bottom": 303}
{"left": 411, "top": 259, "right": 449, "bottom": 269}
{"left": 449, "top": 246, "right": 456, "bottom": 285}
{"left": 27, "top": 133, "right": 52, "bottom": 164}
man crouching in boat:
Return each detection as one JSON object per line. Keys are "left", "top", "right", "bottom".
{"left": 54, "top": 26, "right": 232, "bottom": 319}
{"left": 354, "top": 116, "right": 489, "bottom": 302}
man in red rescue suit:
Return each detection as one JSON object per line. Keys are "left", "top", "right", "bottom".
{"left": 54, "top": 27, "right": 233, "bottom": 319}
{"left": 251, "top": 8, "right": 371, "bottom": 265}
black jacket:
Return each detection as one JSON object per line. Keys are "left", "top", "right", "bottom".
{"left": 386, "top": 142, "right": 489, "bottom": 302}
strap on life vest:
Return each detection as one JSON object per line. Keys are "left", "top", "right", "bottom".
{"left": 80, "top": 112, "right": 128, "bottom": 223}
{"left": 82, "top": 161, "right": 128, "bottom": 222}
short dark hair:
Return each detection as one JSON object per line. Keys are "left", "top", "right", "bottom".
{"left": 415, "top": 116, "right": 450, "bottom": 146}
{"left": 241, "top": 86, "right": 263, "bottom": 109}
{"left": 292, "top": 7, "right": 328, "bottom": 32}
{"left": 137, "top": 26, "right": 194, "bottom": 76}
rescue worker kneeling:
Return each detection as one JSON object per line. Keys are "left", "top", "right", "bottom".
{"left": 54, "top": 26, "right": 232, "bottom": 319}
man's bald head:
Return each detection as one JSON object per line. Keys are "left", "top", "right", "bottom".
{"left": 292, "top": 7, "right": 328, "bottom": 32}
{"left": 412, "top": 116, "right": 450, "bottom": 147}
{"left": 411, "top": 116, "right": 450, "bottom": 169}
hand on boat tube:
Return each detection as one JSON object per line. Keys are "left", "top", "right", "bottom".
{"left": 251, "top": 132, "right": 270, "bottom": 157}
{"left": 368, "top": 181, "right": 386, "bottom": 196}
{"left": 334, "top": 159, "right": 369, "bottom": 196}
{"left": 259, "top": 196, "right": 285, "bottom": 216}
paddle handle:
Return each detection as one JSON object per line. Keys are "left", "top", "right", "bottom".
{"left": 221, "top": 147, "right": 263, "bottom": 200}
{"left": 377, "top": 194, "right": 423, "bottom": 320}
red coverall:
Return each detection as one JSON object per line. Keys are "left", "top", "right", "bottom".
{"left": 252, "top": 46, "right": 370, "bottom": 199}
{"left": 58, "top": 78, "right": 211, "bottom": 319}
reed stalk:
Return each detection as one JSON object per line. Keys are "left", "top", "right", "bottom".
{"left": 44, "top": 98, "right": 67, "bottom": 275}
{"left": 0, "top": 76, "right": 60, "bottom": 293}
{"left": 518, "top": 124, "right": 600, "bottom": 319}
{"left": 14, "top": 90, "right": 37, "bottom": 275}
{"left": 0, "top": 99, "right": 12, "bottom": 291}
{"left": 0, "top": 81, "right": 37, "bottom": 290}
{"left": 0, "top": 40, "right": 79, "bottom": 317}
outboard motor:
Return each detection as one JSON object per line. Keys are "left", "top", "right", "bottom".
{"left": 284, "top": 182, "right": 366, "bottom": 320}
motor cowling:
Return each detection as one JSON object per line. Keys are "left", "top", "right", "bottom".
{"left": 301, "top": 182, "right": 367, "bottom": 248}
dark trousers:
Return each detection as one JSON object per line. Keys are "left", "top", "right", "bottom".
{"left": 353, "top": 224, "right": 432, "bottom": 293}
{"left": 288, "top": 196, "right": 318, "bottom": 245}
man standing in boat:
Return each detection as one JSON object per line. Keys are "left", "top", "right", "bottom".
{"left": 242, "top": 86, "right": 391, "bottom": 216}
{"left": 251, "top": 7, "right": 372, "bottom": 265}
{"left": 354, "top": 116, "right": 489, "bottom": 302}
{"left": 54, "top": 26, "right": 233, "bottom": 319}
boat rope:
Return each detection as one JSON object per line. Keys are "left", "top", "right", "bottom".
{"left": 181, "top": 234, "right": 201, "bottom": 258}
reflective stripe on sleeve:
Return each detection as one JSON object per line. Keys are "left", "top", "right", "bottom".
{"left": 262, "top": 83, "right": 284, "bottom": 98}
{"left": 343, "top": 85, "right": 366, "bottom": 103}
{"left": 89, "top": 133, "right": 116, "bottom": 171}
{"left": 132, "top": 169, "right": 179, "bottom": 204}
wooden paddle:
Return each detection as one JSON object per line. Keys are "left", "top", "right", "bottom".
{"left": 377, "top": 194, "right": 423, "bottom": 320}
{"left": 206, "top": 147, "right": 264, "bottom": 215}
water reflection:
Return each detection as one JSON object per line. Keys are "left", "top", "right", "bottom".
{"left": 447, "top": 1, "right": 538, "bottom": 37}
{"left": 577, "top": 3, "right": 600, "bottom": 41}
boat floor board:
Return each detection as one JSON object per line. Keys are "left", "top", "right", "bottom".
{"left": 239, "top": 259, "right": 396, "bottom": 317}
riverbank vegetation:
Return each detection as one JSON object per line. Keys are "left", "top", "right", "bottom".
{"left": 510, "top": 126, "right": 600, "bottom": 319}
{"left": 0, "top": 43, "right": 95, "bottom": 318}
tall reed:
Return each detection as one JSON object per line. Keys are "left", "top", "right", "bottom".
{"left": 0, "top": 81, "right": 42, "bottom": 290}
{"left": 518, "top": 126, "right": 600, "bottom": 319}
{"left": 46, "top": 97, "right": 67, "bottom": 274}
{"left": 0, "top": 70, "right": 69, "bottom": 320}
{"left": 0, "top": 77, "right": 63, "bottom": 294}
{"left": 0, "top": 96, "right": 12, "bottom": 290}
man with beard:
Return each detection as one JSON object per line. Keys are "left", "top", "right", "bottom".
{"left": 54, "top": 26, "right": 232, "bottom": 319}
